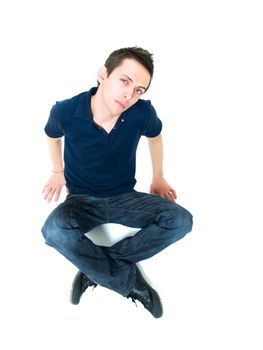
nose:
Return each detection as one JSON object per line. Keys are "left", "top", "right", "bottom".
{"left": 124, "top": 88, "right": 134, "bottom": 101}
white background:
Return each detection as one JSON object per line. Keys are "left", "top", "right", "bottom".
{"left": 0, "top": 0, "right": 262, "bottom": 349}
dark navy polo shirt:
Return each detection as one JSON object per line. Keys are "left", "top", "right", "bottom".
{"left": 44, "top": 87, "right": 162, "bottom": 196}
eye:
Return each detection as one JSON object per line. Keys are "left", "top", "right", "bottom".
{"left": 136, "top": 88, "right": 144, "bottom": 96}
{"left": 120, "top": 78, "right": 129, "bottom": 85}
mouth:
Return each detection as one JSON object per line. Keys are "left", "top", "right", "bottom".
{"left": 115, "top": 100, "right": 126, "bottom": 110}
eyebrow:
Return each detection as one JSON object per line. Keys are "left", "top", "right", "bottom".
{"left": 121, "top": 74, "right": 147, "bottom": 91}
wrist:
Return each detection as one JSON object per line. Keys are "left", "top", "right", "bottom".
{"left": 52, "top": 170, "right": 64, "bottom": 174}
{"left": 152, "top": 175, "right": 164, "bottom": 181}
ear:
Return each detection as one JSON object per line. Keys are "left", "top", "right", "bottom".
{"left": 97, "top": 66, "right": 108, "bottom": 84}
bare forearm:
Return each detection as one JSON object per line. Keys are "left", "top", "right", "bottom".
{"left": 47, "top": 136, "right": 64, "bottom": 172}
{"left": 42, "top": 137, "right": 66, "bottom": 203}
{"left": 148, "top": 134, "right": 177, "bottom": 201}
{"left": 148, "top": 134, "right": 164, "bottom": 180}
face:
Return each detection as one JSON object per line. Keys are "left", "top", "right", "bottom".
{"left": 98, "top": 58, "right": 151, "bottom": 117}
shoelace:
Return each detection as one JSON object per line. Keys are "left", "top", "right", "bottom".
{"left": 128, "top": 295, "right": 138, "bottom": 307}
{"left": 81, "top": 280, "right": 97, "bottom": 293}
{"left": 127, "top": 292, "right": 150, "bottom": 309}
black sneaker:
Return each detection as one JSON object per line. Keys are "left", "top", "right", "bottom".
{"left": 127, "top": 266, "right": 163, "bottom": 318}
{"left": 70, "top": 271, "right": 97, "bottom": 305}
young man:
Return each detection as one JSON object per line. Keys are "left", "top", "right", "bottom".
{"left": 41, "top": 47, "right": 193, "bottom": 318}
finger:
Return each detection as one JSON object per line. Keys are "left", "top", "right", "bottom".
{"left": 169, "top": 194, "right": 176, "bottom": 202}
{"left": 54, "top": 188, "right": 61, "bottom": 202}
{"left": 47, "top": 188, "right": 56, "bottom": 203}
{"left": 167, "top": 191, "right": 176, "bottom": 201}
{"left": 169, "top": 189, "right": 177, "bottom": 200}
{"left": 154, "top": 191, "right": 164, "bottom": 198}
{"left": 162, "top": 193, "right": 171, "bottom": 200}
{"left": 43, "top": 186, "right": 51, "bottom": 200}
{"left": 169, "top": 188, "right": 176, "bottom": 195}
{"left": 42, "top": 183, "right": 49, "bottom": 193}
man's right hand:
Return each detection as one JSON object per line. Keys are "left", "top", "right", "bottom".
{"left": 42, "top": 172, "right": 67, "bottom": 203}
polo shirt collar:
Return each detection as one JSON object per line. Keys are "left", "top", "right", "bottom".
{"left": 75, "top": 87, "right": 98, "bottom": 120}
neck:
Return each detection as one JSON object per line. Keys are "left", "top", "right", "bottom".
{"left": 91, "top": 92, "right": 120, "bottom": 132}
{"left": 91, "top": 90, "right": 119, "bottom": 124}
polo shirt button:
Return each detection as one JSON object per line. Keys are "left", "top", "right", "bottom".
{"left": 121, "top": 119, "right": 124, "bottom": 122}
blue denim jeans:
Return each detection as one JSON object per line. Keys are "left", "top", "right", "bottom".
{"left": 41, "top": 191, "right": 193, "bottom": 296}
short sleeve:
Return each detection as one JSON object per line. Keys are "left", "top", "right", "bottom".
{"left": 142, "top": 101, "right": 162, "bottom": 137}
{"left": 44, "top": 103, "right": 65, "bottom": 138}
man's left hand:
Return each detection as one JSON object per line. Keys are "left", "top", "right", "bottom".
{"left": 150, "top": 178, "right": 177, "bottom": 201}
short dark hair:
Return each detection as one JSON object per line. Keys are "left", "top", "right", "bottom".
{"left": 104, "top": 47, "right": 154, "bottom": 78}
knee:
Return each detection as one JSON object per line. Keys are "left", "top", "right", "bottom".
{"left": 41, "top": 209, "right": 64, "bottom": 244}
{"left": 177, "top": 208, "right": 193, "bottom": 234}
{"left": 183, "top": 210, "right": 193, "bottom": 234}
{"left": 41, "top": 216, "right": 56, "bottom": 243}
{"left": 41, "top": 206, "right": 79, "bottom": 247}
{"left": 159, "top": 205, "right": 193, "bottom": 233}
